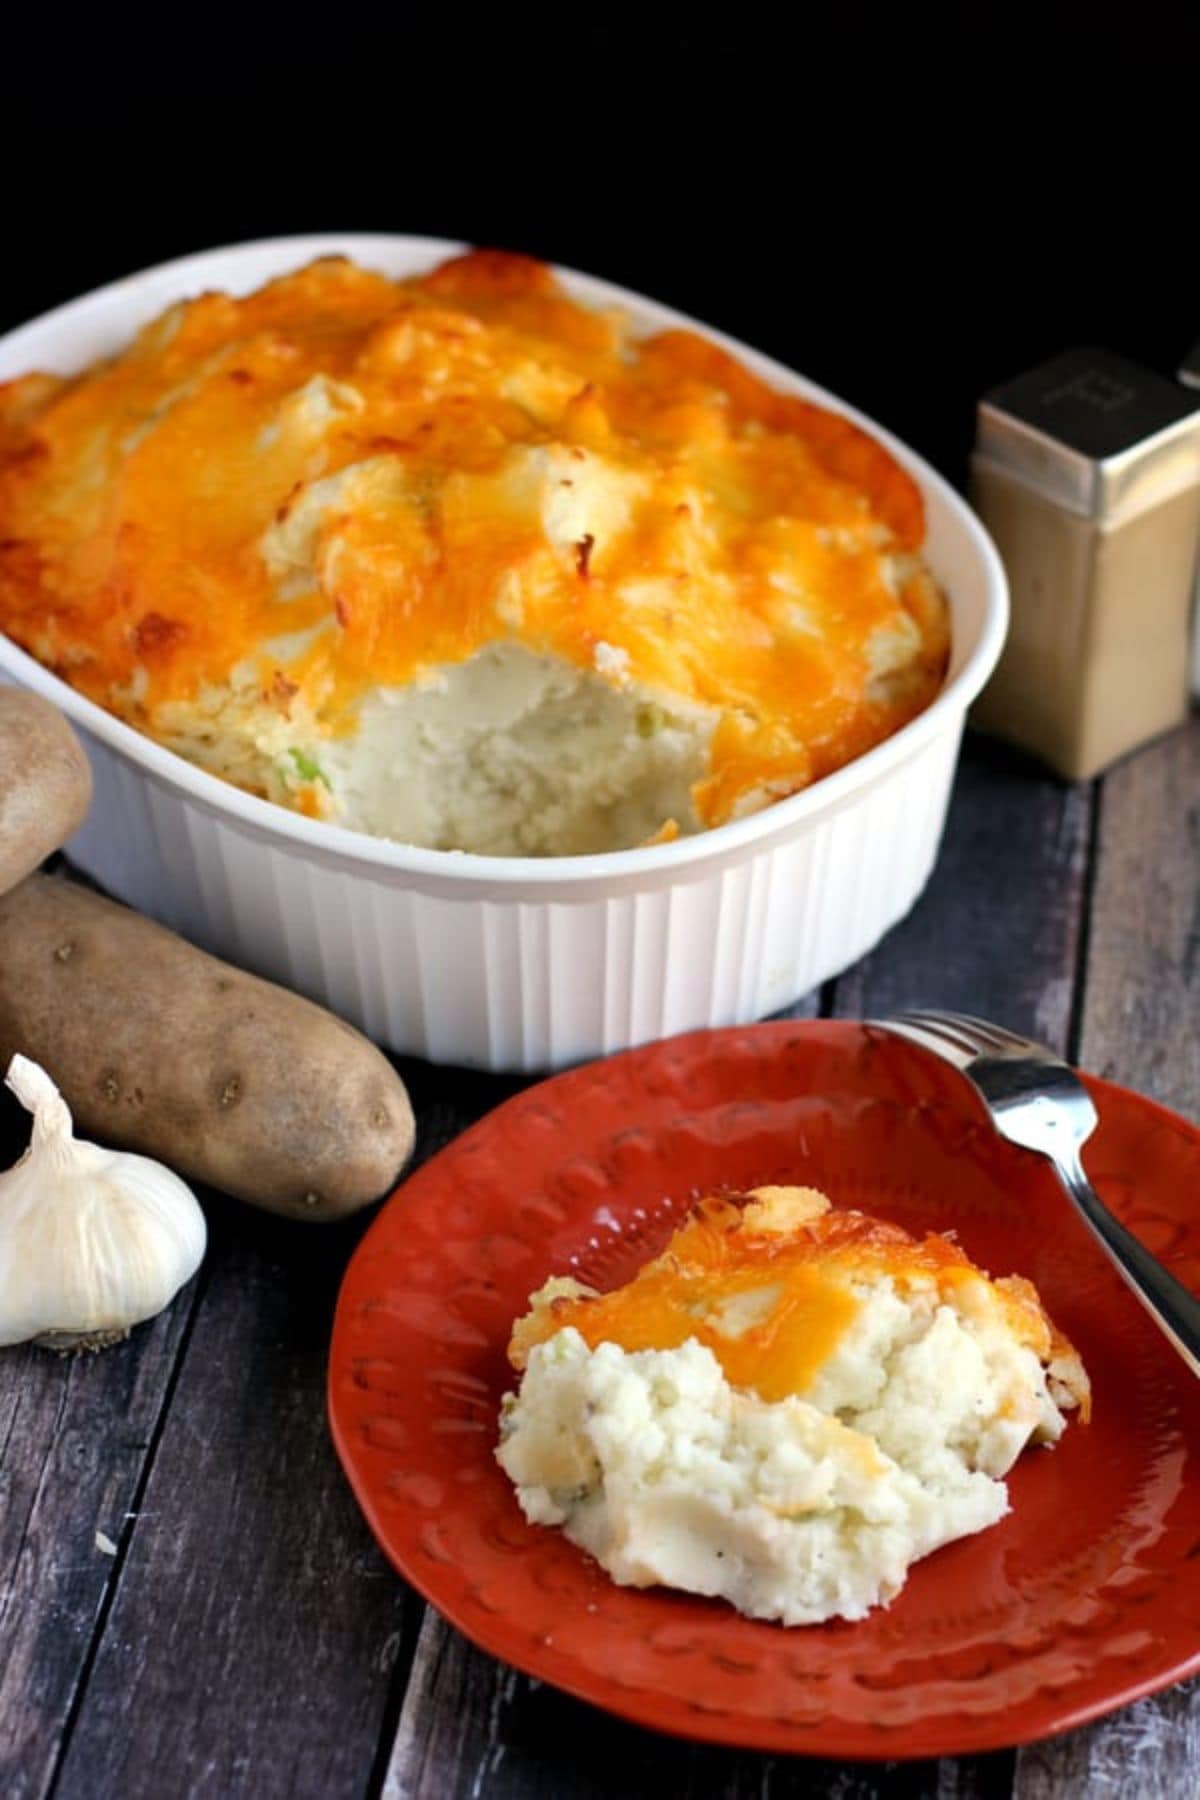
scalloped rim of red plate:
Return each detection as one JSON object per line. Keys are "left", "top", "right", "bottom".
{"left": 328, "top": 1020, "right": 1200, "bottom": 1760}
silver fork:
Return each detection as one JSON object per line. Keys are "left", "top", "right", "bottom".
{"left": 869, "top": 1008, "right": 1200, "bottom": 1378}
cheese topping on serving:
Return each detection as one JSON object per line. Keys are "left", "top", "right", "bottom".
{"left": 508, "top": 1185, "right": 1083, "bottom": 1406}
{"left": 497, "top": 1186, "right": 1091, "bottom": 1626}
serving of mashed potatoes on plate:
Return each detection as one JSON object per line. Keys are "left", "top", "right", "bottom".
{"left": 0, "top": 250, "right": 949, "bottom": 856}
{"left": 496, "top": 1186, "right": 1089, "bottom": 1626}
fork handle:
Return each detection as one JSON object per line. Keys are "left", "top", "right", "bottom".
{"left": 1055, "top": 1157, "right": 1200, "bottom": 1378}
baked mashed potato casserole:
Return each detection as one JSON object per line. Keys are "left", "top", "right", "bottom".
{"left": 0, "top": 251, "right": 950, "bottom": 856}
{"left": 497, "top": 1187, "right": 1089, "bottom": 1625}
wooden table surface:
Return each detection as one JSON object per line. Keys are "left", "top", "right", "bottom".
{"left": 2, "top": 718, "right": 1197, "bottom": 1800}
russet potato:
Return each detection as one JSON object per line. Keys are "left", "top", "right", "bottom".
{"left": 0, "top": 874, "right": 415, "bottom": 1219}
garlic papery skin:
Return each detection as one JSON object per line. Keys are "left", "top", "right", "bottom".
{"left": 0, "top": 1055, "right": 207, "bottom": 1350}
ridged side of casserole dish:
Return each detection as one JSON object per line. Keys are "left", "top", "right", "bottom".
{"left": 0, "top": 235, "right": 1007, "bottom": 1070}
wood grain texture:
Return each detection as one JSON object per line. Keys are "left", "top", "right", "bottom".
{"left": 832, "top": 734, "right": 1092, "bottom": 1050}
{"left": 0, "top": 1299, "right": 196, "bottom": 1799}
{"left": 1011, "top": 717, "right": 1200, "bottom": 1794}
{"left": 0, "top": 1083, "right": 199, "bottom": 1800}
{"left": 1076, "top": 717, "right": 1200, "bottom": 1118}
{"left": 1013, "top": 1684, "right": 1200, "bottom": 1800}
{"left": 49, "top": 1196, "right": 418, "bottom": 1800}
{"left": 37, "top": 1058, "right": 518, "bottom": 1800}
{"left": 381, "top": 1612, "right": 1013, "bottom": 1800}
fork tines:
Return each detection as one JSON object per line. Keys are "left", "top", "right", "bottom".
{"left": 875, "top": 1010, "right": 1038, "bottom": 1060}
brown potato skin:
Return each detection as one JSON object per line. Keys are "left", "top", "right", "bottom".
{"left": 0, "top": 690, "right": 93, "bottom": 895}
{"left": 0, "top": 875, "right": 415, "bottom": 1220}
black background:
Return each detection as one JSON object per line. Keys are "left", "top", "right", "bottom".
{"left": 4, "top": 2, "right": 1197, "bottom": 488}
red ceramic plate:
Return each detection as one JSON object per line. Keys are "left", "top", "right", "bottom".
{"left": 328, "top": 1022, "right": 1200, "bottom": 1759}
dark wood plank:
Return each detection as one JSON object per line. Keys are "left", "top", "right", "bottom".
{"left": 831, "top": 732, "right": 1093, "bottom": 1049}
{"left": 1013, "top": 716, "right": 1200, "bottom": 1797}
{"left": 1014, "top": 1685, "right": 1200, "bottom": 1800}
{"left": 0, "top": 1303, "right": 196, "bottom": 1799}
{"left": 381, "top": 1612, "right": 1013, "bottom": 1800}
{"left": 46, "top": 1066, "right": 516, "bottom": 1800}
{"left": 49, "top": 1195, "right": 416, "bottom": 1800}
{"left": 1076, "top": 716, "right": 1200, "bottom": 1114}
{"left": 0, "top": 1077, "right": 198, "bottom": 1800}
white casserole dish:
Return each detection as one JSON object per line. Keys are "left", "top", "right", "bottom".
{"left": 0, "top": 235, "right": 1007, "bottom": 1071}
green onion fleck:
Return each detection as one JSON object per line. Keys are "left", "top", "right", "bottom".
{"left": 289, "top": 749, "right": 330, "bottom": 787}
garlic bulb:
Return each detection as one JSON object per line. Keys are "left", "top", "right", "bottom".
{"left": 0, "top": 1054, "right": 206, "bottom": 1350}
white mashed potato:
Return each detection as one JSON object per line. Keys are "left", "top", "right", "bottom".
{"left": 315, "top": 645, "right": 713, "bottom": 855}
{"left": 497, "top": 1269, "right": 1079, "bottom": 1626}
{"left": 158, "top": 642, "right": 713, "bottom": 857}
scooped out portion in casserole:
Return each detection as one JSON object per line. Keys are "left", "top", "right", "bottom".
{"left": 0, "top": 251, "right": 950, "bottom": 856}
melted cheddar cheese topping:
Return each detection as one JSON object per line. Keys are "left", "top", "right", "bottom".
{"left": 509, "top": 1186, "right": 1085, "bottom": 1408}
{"left": 0, "top": 251, "right": 950, "bottom": 836}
